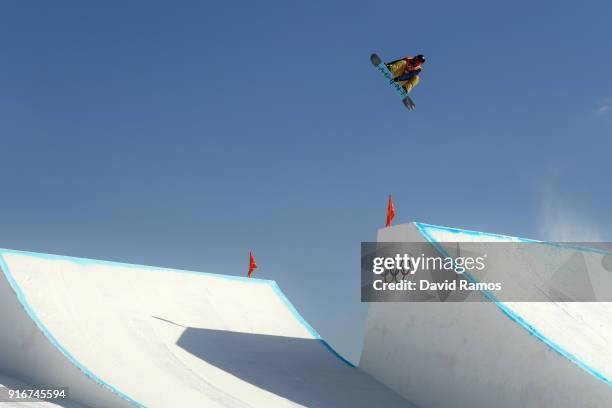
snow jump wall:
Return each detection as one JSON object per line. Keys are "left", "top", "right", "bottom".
{"left": 0, "top": 251, "right": 137, "bottom": 407}
{"left": 2, "top": 223, "right": 611, "bottom": 408}
{"left": 0, "top": 249, "right": 335, "bottom": 408}
{"left": 359, "top": 222, "right": 612, "bottom": 408}
{"left": 0, "top": 249, "right": 411, "bottom": 408}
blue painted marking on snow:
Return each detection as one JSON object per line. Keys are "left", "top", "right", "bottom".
{"left": 269, "top": 281, "right": 356, "bottom": 368}
{"left": 0, "top": 247, "right": 271, "bottom": 284}
{"left": 415, "top": 222, "right": 612, "bottom": 255}
{"left": 0, "top": 252, "right": 146, "bottom": 408}
{"left": 413, "top": 223, "right": 612, "bottom": 387}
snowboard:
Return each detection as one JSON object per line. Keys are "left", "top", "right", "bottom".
{"left": 370, "top": 53, "right": 416, "bottom": 110}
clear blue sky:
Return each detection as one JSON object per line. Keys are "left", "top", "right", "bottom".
{"left": 1, "top": 1, "right": 611, "bottom": 363}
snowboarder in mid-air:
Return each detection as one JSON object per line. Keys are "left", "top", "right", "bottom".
{"left": 370, "top": 52, "right": 426, "bottom": 110}
{"left": 385, "top": 54, "right": 426, "bottom": 94}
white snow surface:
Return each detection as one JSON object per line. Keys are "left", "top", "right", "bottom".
{"left": 2, "top": 221, "right": 611, "bottom": 408}
{"left": 360, "top": 222, "right": 612, "bottom": 408}
{"left": 0, "top": 249, "right": 409, "bottom": 408}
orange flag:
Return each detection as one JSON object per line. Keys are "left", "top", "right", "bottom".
{"left": 386, "top": 194, "right": 395, "bottom": 227}
{"left": 248, "top": 251, "right": 258, "bottom": 278}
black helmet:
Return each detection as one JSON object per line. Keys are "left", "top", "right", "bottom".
{"left": 414, "top": 54, "right": 426, "bottom": 63}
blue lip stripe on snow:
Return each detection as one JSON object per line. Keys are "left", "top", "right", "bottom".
{"left": 269, "top": 282, "right": 356, "bottom": 368}
{"left": 414, "top": 223, "right": 612, "bottom": 387}
{"left": 0, "top": 253, "right": 147, "bottom": 408}
{"left": 0, "top": 248, "right": 273, "bottom": 284}
{"left": 415, "top": 222, "right": 612, "bottom": 256}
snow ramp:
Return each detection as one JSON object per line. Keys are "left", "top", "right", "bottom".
{"left": 0, "top": 249, "right": 410, "bottom": 408}
{"left": 360, "top": 222, "right": 612, "bottom": 408}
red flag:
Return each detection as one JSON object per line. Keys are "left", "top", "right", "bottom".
{"left": 386, "top": 194, "right": 395, "bottom": 227}
{"left": 248, "top": 251, "right": 258, "bottom": 278}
